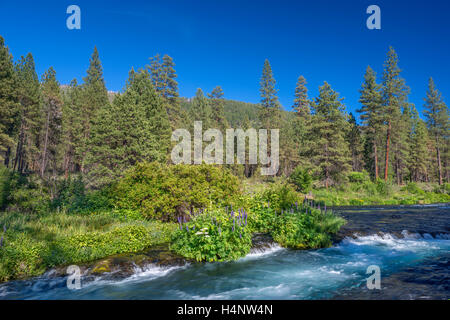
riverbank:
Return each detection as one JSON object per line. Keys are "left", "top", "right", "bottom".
{"left": 311, "top": 181, "right": 450, "bottom": 206}
{"left": 1, "top": 204, "right": 448, "bottom": 300}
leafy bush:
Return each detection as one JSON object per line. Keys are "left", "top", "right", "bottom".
{"left": 290, "top": 167, "right": 313, "bottom": 193}
{"left": 247, "top": 205, "right": 277, "bottom": 233}
{"left": 403, "top": 182, "right": 425, "bottom": 195}
{"left": 375, "top": 178, "right": 392, "bottom": 196}
{"left": 0, "top": 166, "right": 12, "bottom": 210}
{"left": 445, "top": 183, "right": 450, "bottom": 194}
{"left": 433, "top": 183, "right": 450, "bottom": 195}
{"left": 52, "top": 175, "right": 88, "bottom": 211}
{"left": 258, "top": 182, "right": 299, "bottom": 212}
{"left": 270, "top": 206, "right": 345, "bottom": 249}
{"left": 170, "top": 209, "right": 252, "bottom": 262}
{"left": 112, "top": 162, "right": 242, "bottom": 221}
{"left": 5, "top": 174, "right": 50, "bottom": 214}
{"left": 348, "top": 171, "right": 371, "bottom": 184}
{"left": 0, "top": 233, "right": 48, "bottom": 281}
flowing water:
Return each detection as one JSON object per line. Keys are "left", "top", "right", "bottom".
{"left": 1, "top": 205, "right": 449, "bottom": 300}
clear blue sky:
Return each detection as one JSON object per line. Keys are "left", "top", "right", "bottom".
{"left": 1, "top": 0, "right": 449, "bottom": 118}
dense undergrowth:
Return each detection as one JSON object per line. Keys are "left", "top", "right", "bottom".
{"left": 1, "top": 163, "right": 448, "bottom": 282}
{"left": 0, "top": 209, "right": 176, "bottom": 281}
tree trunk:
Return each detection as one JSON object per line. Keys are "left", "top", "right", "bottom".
{"left": 13, "top": 126, "right": 24, "bottom": 173}
{"left": 384, "top": 121, "right": 391, "bottom": 182}
{"left": 41, "top": 106, "right": 51, "bottom": 178}
{"left": 374, "top": 142, "right": 378, "bottom": 180}
{"left": 4, "top": 147, "right": 11, "bottom": 168}
{"left": 436, "top": 137, "right": 442, "bottom": 185}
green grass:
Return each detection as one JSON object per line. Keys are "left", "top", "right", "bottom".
{"left": 0, "top": 210, "right": 177, "bottom": 282}
{"left": 312, "top": 182, "right": 450, "bottom": 206}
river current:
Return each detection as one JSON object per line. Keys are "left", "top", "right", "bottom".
{"left": 1, "top": 204, "right": 449, "bottom": 300}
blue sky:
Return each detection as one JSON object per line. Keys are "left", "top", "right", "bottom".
{"left": 0, "top": 0, "right": 449, "bottom": 118}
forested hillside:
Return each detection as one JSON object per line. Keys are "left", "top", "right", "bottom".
{"left": 0, "top": 34, "right": 449, "bottom": 200}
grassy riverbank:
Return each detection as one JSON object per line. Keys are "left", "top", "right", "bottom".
{"left": 0, "top": 209, "right": 176, "bottom": 282}
{"left": 1, "top": 163, "right": 449, "bottom": 283}
{"left": 0, "top": 164, "right": 346, "bottom": 282}
{"left": 312, "top": 181, "right": 450, "bottom": 206}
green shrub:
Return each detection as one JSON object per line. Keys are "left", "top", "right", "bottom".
{"left": 375, "top": 178, "right": 392, "bottom": 196}
{"left": 348, "top": 171, "right": 370, "bottom": 184}
{"left": 52, "top": 175, "right": 88, "bottom": 211}
{"left": 0, "top": 166, "right": 12, "bottom": 210}
{"left": 6, "top": 174, "right": 50, "bottom": 214}
{"left": 270, "top": 207, "right": 345, "bottom": 249}
{"left": 403, "top": 182, "right": 425, "bottom": 195}
{"left": 290, "top": 167, "right": 313, "bottom": 193}
{"left": 258, "top": 182, "right": 299, "bottom": 212}
{"left": 445, "top": 183, "right": 450, "bottom": 194}
{"left": 112, "top": 162, "right": 242, "bottom": 221}
{"left": 247, "top": 205, "right": 277, "bottom": 233}
{"left": 170, "top": 209, "right": 252, "bottom": 262}
{"left": 434, "top": 183, "right": 450, "bottom": 194}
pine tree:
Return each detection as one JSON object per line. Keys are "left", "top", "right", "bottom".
{"left": 292, "top": 75, "right": 311, "bottom": 169}
{"left": 408, "top": 106, "right": 429, "bottom": 182}
{"left": 308, "top": 82, "right": 351, "bottom": 188}
{"left": 190, "top": 88, "right": 212, "bottom": 129}
{"left": 423, "top": 77, "right": 449, "bottom": 184}
{"left": 148, "top": 54, "right": 163, "bottom": 92}
{"left": 13, "top": 53, "right": 41, "bottom": 174}
{"left": 61, "top": 79, "right": 84, "bottom": 177}
{"left": 81, "top": 47, "right": 109, "bottom": 174}
{"left": 293, "top": 75, "right": 310, "bottom": 117}
{"left": 347, "top": 113, "right": 364, "bottom": 171}
{"left": 381, "top": 47, "right": 410, "bottom": 182}
{"left": 208, "top": 86, "right": 228, "bottom": 130}
{"left": 280, "top": 112, "right": 300, "bottom": 176}
{"left": 161, "top": 55, "right": 179, "bottom": 100}
{"left": 358, "top": 66, "right": 383, "bottom": 179}
{"left": 392, "top": 104, "right": 413, "bottom": 184}
{"left": 259, "top": 59, "right": 280, "bottom": 128}
{"left": 0, "top": 36, "right": 19, "bottom": 166}
{"left": 40, "top": 67, "right": 62, "bottom": 180}
{"left": 208, "top": 86, "right": 224, "bottom": 99}
{"left": 86, "top": 68, "right": 170, "bottom": 188}
{"left": 147, "top": 54, "right": 185, "bottom": 129}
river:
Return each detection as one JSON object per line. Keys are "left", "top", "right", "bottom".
{"left": 1, "top": 204, "right": 449, "bottom": 300}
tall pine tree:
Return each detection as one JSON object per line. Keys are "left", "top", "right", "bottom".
{"left": 40, "top": 67, "right": 62, "bottom": 181}
{"left": 423, "top": 77, "right": 449, "bottom": 185}
{"left": 308, "top": 82, "right": 351, "bottom": 188}
{"left": 81, "top": 47, "right": 109, "bottom": 174}
{"left": 208, "top": 86, "right": 228, "bottom": 130}
{"left": 190, "top": 88, "right": 212, "bottom": 129}
{"left": 87, "top": 68, "right": 170, "bottom": 188}
{"left": 358, "top": 66, "right": 383, "bottom": 180}
{"left": 408, "top": 106, "right": 430, "bottom": 182}
{"left": 13, "top": 53, "right": 41, "bottom": 173}
{"left": 381, "top": 47, "right": 410, "bottom": 183}
{"left": 0, "top": 36, "right": 19, "bottom": 166}
{"left": 259, "top": 59, "right": 280, "bottom": 128}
